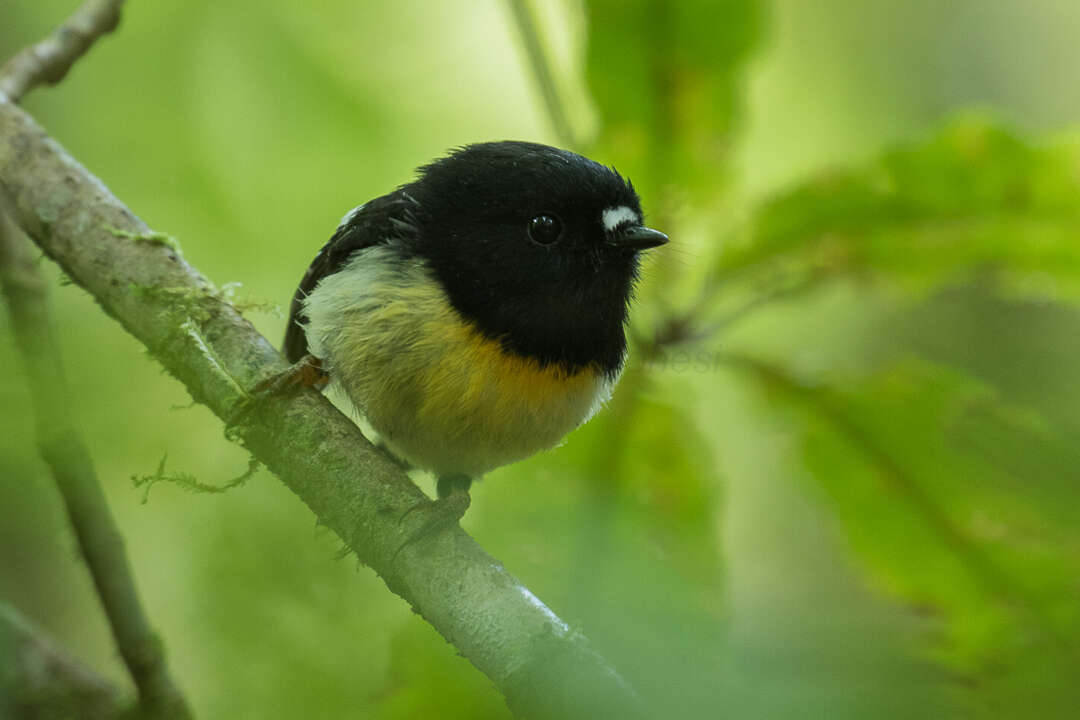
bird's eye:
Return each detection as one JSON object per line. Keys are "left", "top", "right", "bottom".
{"left": 528, "top": 214, "right": 563, "bottom": 245}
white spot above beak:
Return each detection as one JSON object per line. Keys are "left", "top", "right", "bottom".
{"left": 602, "top": 205, "right": 640, "bottom": 233}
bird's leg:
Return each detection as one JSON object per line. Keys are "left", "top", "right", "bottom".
{"left": 252, "top": 354, "right": 329, "bottom": 395}
{"left": 227, "top": 354, "right": 328, "bottom": 431}
{"left": 393, "top": 475, "right": 472, "bottom": 562}
{"left": 436, "top": 474, "right": 472, "bottom": 499}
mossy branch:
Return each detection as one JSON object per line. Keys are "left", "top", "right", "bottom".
{"left": 0, "top": 201, "right": 192, "bottom": 720}
{"left": 0, "top": 79, "right": 641, "bottom": 720}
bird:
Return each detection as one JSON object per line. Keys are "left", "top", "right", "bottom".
{"left": 282, "top": 141, "right": 667, "bottom": 504}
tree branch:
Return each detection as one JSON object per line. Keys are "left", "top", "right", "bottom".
{"left": 0, "top": 0, "right": 125, "bottom": 103}
{"left": 0, "top": 604, "right": 125, "bottom": 720}
{"left": 0, "top": 206, "right": 192, "bottom": 719}
{"left": 0, "top": 93, "right": 641, "bottom": 720}
{"left": 2, "top": 4, "right": 188, "bottom": 716}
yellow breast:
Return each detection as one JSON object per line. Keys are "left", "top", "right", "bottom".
{"left": 302, "top": 248, "right": 617, "bottom": 477}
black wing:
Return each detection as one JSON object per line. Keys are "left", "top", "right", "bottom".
{"left": 283, "top": 189, "right": 420, "bottom": 362}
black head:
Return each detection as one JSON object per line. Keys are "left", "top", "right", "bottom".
{"left": 405, "top": 141, "right": 667, "bottom": 375}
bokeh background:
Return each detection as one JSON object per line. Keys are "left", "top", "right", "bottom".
{"left": 3, "top": 0, "right": 1080, "bottom": 717}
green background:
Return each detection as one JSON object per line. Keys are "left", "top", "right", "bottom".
{"left": 3, "top": 0, "right": 1080, "bottom": 717}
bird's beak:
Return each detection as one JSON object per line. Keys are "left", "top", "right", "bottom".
{"left": 608, "top": 225, "right": 669, "bottom": 251}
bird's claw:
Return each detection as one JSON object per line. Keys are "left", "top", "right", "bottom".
{"left": 392, "top": 489, "right": 471, "bottom": 563}
{"left": 253, "top": 354, "right": 329, "bottom": 395}
{"left": 227, "top": 355, "right": 328, "bottom": 430}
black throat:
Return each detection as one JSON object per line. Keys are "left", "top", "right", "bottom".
{"left": 428, "top": 250, "right": 638, "bottom": 377}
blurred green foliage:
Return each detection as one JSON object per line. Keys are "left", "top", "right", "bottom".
{"left": 3, "top": 0, "right": 1080, "bottom": 718}
{"left": 584, "top": 0, "right": 761, "bottom": 206}
{"left": 720, "top": 120, "right": 1080, "bottom": 297}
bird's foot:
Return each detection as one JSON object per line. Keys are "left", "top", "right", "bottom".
{"left": 392, "top": 476, "right": 472, "bottom": 562}
{"left": 253, "top": 354, "right": 329, "bottom": 395}
{"left": 227, "top": 355, "right": 328, "bottom": 431}
{"left": 436, "top": 474, "right": 473, "bottom": 499}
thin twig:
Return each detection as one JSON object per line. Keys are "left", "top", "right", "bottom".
{"left": 0, "top": 0, "right": 125, "bottom": 103}
{"left": 0, "top": 205, "right": 192, "bottom": 719}
{"left": 642, "top": 272, "right": 825, "bottom": 361}
{"left": 505, "top": 0, "right": 577, "bottom": 148}
{"left": 697, "top": 271, "right": 827, "bottom": 338}
{"left": 1, "top": 603, "right": 125, "bottom": 720}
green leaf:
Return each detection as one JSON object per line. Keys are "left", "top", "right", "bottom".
{"left": 733, "top": 353, "right": 1080, "bottom": 717}
{"left": 583, "top": 0, "right": 763, "bottom": 204}
{"left": 721, "top": 119, "right": 1080, "bottom": 302}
